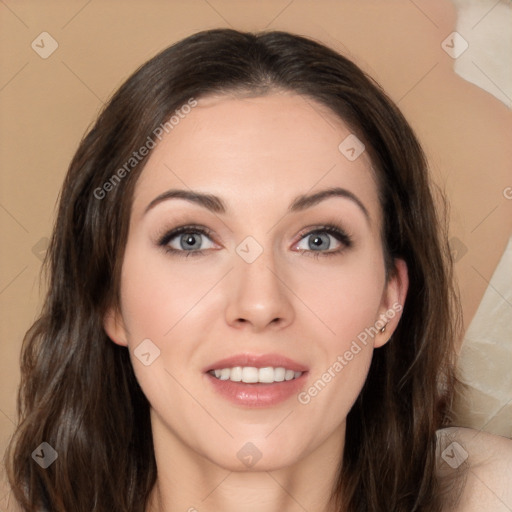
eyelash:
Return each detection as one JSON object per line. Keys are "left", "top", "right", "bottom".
{"left": 157, "top": 223, "right": 353, "bottom": 259}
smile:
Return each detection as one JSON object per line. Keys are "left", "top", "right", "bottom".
{"left": 208, "top": 366, "right": 303, "bottom": 383}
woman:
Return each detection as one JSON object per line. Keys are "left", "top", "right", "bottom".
{"left": 5, "top": 28, "right": 512, "bottom": 512}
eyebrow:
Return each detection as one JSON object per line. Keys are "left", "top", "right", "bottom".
{"left": 144, "top": 186, "right": 370, "bottom": 221}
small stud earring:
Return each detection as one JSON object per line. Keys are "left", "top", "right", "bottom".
{"left": 380, "top": 325, "right": 386, "bottom": 333}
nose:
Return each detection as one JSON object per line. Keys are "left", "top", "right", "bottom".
{"left": 224, "top": 247, "right": 295, "bottom": 333}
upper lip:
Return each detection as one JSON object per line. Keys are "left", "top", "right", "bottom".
{"left": 204, "top": 353, "right": 309, "bottom": 373}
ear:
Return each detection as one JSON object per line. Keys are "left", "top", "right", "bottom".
{"left": 103, "top": 307, "right": 129, "bottom": 347}
{"left": 374, "top": 258, "right": 408, "bottom": 348}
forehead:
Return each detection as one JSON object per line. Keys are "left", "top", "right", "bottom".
{"left": 132, "top": 93, "right": 381, "bottom": 226}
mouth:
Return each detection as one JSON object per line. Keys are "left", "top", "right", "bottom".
{"left": 208, "top": 366, "right": 303, "bottom": 383}
{"left": 204, "top": 353, "right": 309, "bottom": 407}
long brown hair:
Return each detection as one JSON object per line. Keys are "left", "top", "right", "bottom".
{"left": 5, "top": 28, "right": 462, "bottom": 511}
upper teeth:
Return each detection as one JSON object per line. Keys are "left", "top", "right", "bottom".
{"left": 210, "top": 367, "right": 302, "bottom": 383}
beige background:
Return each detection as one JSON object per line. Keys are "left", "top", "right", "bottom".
{"left": 1, "top": 1, "right": 511, "bottom": 508}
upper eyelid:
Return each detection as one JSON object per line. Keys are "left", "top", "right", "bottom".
{"left": 157, "top": 225, "right": 215, "bottom": 244}
{"left": 158, "top": 223, "right": 352, "bottom": 248}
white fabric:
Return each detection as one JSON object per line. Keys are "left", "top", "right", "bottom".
{"left": 454, "top": 234, "right": 512, "bottom": 437}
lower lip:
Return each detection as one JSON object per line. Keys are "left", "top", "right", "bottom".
{"left": 205, "top": 372, "right": 308, "bottom": 407}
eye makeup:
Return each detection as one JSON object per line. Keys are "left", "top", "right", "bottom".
{"left": 154, "top": 217, "right": 355, "bottom": 259}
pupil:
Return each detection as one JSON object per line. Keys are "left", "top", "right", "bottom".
{"left": 182, "top": 234, "right": 199, "bottom": 249}
{"left": 310, "top": 233, "right": 328, "bottom": 250}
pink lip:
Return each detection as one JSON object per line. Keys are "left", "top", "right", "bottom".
{"left": 204, "top": 372, "right": 308, "bottom": 408}
{"left": 203, "top": 353, "right": 309, "bottom": 408}
{"left": 203, "top": 353, "right": 309, "bottom": 373}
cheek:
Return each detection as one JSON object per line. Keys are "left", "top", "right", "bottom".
{"left": 297, "top": 255, "right": 386, "bottom": 341}
{"left": 116, "top": 243, "right": 203, "bottom": 413}
{"left": 117, "top": 238, "right": 223, "bottom": 398}
{"left": 292, "top": 251, "right": 385, "bottom": 408}
{"left": 118, "top": 239, "right": 212, "bottom": 341}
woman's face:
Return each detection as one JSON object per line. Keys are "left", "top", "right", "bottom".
{"left": 105, "top": 92, "right": 407, "bottom": 472}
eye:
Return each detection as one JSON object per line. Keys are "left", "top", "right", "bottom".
{"left": 157, "top": 222, "right": 353, "bottom": 259}
{"left": 293, "top": 224, "right": 353, "bottom": 258}
{"left": 158, "top": 225, "right": 217, "bottom": 257}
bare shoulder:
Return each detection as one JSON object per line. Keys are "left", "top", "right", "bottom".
{"left": 436, "top": 426, "right": 512, "bottom": 511}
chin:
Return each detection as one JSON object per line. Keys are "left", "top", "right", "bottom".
{"left": 196, "top": 433, "right": 311, "bottom": 473}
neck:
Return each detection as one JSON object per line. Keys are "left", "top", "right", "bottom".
{"left": 145, "top": 411, "right": 345, "bottom": 512}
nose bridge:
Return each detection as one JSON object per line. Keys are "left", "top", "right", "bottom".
{"left": 225, "top": 234, "right": 294, "bottom": 330}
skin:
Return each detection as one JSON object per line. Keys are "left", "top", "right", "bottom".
{"left": 104, "top": 91, "right": 409, "bottom": 512}
{"left": 437, "top": 427, "right": 512, "bottom": 511}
